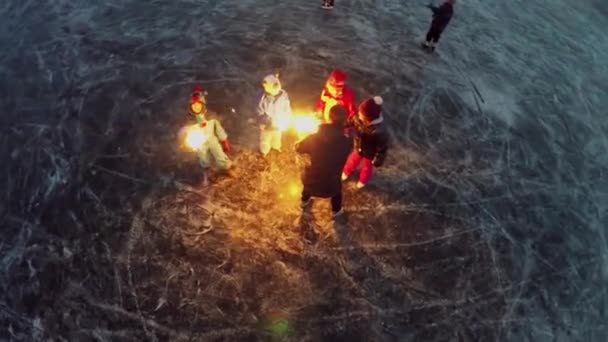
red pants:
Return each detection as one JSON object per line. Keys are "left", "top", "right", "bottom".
{"left": 343, "top": 150, "right": 373, "bottom": 184}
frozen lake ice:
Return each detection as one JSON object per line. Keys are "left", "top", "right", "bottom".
{"left": 1, "top": 0, "right": 607, "bottom": 340}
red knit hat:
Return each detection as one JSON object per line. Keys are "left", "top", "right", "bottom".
{"left": 359, "top": 96, "right": 383, "bottom": 120}
{"left": 192, "top": 86, "right": 205, "bottom": 96}
{"left": 328, "top": 69, "right": 347, "bottom": 85}
{"left": 190, "top": 95, "right": 203, "bottom": 104}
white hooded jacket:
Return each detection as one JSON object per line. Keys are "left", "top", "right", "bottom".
{"left": 257, "top": 89, "right": 292, "bottom": 129}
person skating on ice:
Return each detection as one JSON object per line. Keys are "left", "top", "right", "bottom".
{"left": 422, "top": 0, "right": 455, "bottom": 52}
{"left": 315, "top": 69, "right": 356, "bottom": 123}
{"left": 296, "top": 105, "right": 352, "bottom": 219}
{"left": 257, "top": 74, "right": 293, "bottom": 157}
{"left": 321, "top": 0, "right": 335, "bottom": 10}
{"left": 179, "top": 87, "right": 234, "bottom": 182}
{"left": 342, "top": 96, "right": 390, "bottom": 189}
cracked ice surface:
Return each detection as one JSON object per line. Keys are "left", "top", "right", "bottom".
{"left": 1, "top": 0, "right": 607, "bottom": 341}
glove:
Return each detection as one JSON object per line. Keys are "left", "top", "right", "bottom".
{"left": 220, "top": 140, "right": 231, "bottom": 153}
{"left": 372, "top": 158, "right": 383, "bottom": 167}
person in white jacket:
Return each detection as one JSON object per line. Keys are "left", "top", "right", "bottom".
{"left": 257, "top": 74, "right": 293, "bottom": 156}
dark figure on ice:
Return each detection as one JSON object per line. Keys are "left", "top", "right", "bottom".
{"left": 322, "top": 0, "right": 335, "bottom": 10}
{"left": 296, "top": 105, "right": 352, "bottom": 219}
{"left": 342, "top": 96, "right": 390, "bottom": 189}
{"left": 423, "top": 0, "right": 455, "bottom": 52}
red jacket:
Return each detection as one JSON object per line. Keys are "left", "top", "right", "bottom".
{"left": 315, "top": 86, "right": 356, "bottom": 121}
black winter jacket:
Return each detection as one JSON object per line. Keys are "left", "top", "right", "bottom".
{"left": 296, "top": 124, "right": 352, "bottom": 197}
{"left": 430, "top": 2, "right": 453, "bottom": 31}
{"left": 347, "top": 115, "right": 390, "bottom": 166}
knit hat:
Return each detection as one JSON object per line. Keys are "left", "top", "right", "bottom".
{"left": 328, "top": 69, "right": 347, "bottom": 85}
{"left": 192, "top": 86, "right": 205, "bottom": 97}
{"left": 359, "top": 96, "right": 383, "bottom": 120}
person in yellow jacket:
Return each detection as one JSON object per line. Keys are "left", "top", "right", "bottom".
{"left": 180, "top": 87, "right": 233, "bottom": 178}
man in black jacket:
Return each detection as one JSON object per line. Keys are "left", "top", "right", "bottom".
{"left": 422, "top": 0, "right": 455, "bottom": 51}
{"left": 296, "top": 105, "right": 352, "bottom": 218}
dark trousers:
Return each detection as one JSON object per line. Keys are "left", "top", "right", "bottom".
{"left": 302, "top": 190, "right": 342, "bottom": 213}
{"left": 426, "top": 25, "right": 444, "bottom": 43}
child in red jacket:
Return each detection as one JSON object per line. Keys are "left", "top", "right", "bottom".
{"left": 315, "top": 69, "right": 356, "bottom": 122}
{"left": 342, "top": 96, "right": 389, "bottom": 189}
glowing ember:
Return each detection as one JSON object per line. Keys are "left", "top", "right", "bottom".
{"left": 288, "top": 182, "right": 301, "bottom": 197}
{"left": 184, "top": 126, "right": 207, "bottom": 150}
